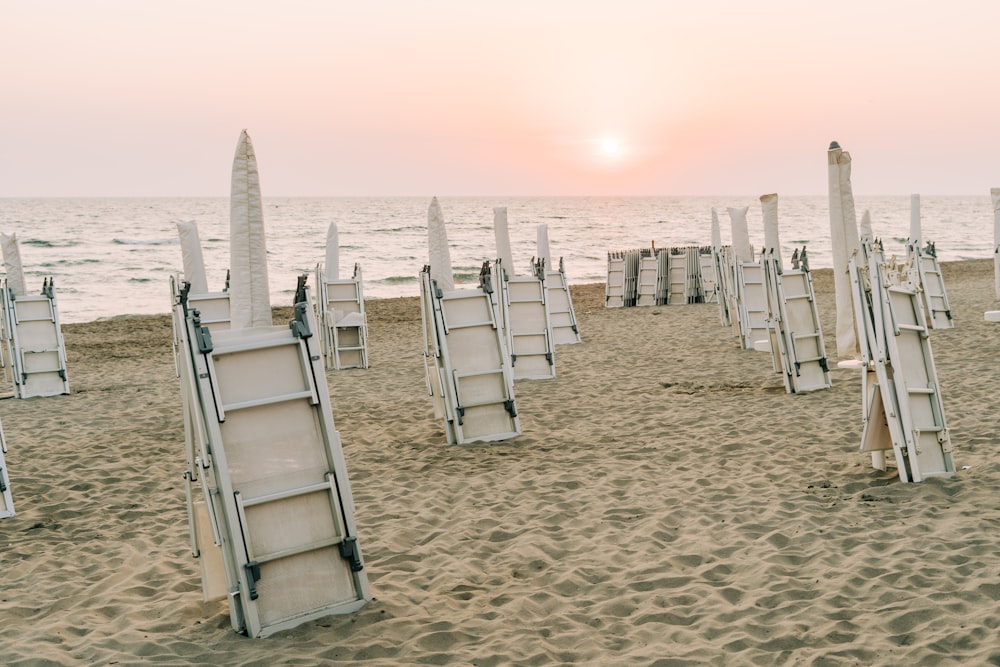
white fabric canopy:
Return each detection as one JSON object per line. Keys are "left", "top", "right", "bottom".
{"left": 760, "top": 193, "right": 781, "bottom": 269}
{"left": 325, "top": 222, "right": 340, "bottom": 280}
{"left": 992, "top": 188, "right": 1000, "bottom": 299}
{"left": 493, "top": 207, "right": 514, "bottom": 276}
{"left": 710, "top": 208, "right": 722, "bottom": 249}
{"left": 229, "top": 129, "right": 272, "bottom": 329}
{"left": 427, "top": 197, "right": 454, "bottom": 291}
{"left": 828, "top": 142, "right": 861, "bottom": 360}
{"left": 0, "top": 232, "right": 27, "bottom": 296}
{"left": 860, "top": 210, "right": 873, "bottom": 242}
{"left": 910, "top": 194, "right": 921, "bottom": 246}
{"left": 176, "top": 221, "right": 209, "bottom": 294}
{"left": 536, "top": 224, "right": 551, "bottom": 268}
{"left": 727, "top": 206, "right": 752, "bottom": 262}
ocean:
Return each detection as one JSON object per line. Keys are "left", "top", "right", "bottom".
{"left": 0, "top": 195, "right": 994, "bottom": 323}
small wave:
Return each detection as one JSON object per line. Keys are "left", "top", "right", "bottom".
{"left": 128, "top": 277, "right": 153, "bottom": 283}
{"left": 22, "top": 238, "right": 56, "bottom": 247}
{"left": 113, "top": 238, "right": 180, "bottom": 246}
{"left": 40, "top": 258, "right": 101, "bottom": 267}
{"left": 376, "top": 275, "right": 417, "bottom": 285}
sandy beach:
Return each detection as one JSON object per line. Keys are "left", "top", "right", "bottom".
{"left": 2, "top": 258, "right": 1000, "bottom": 666}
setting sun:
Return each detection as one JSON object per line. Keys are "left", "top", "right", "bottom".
{"left": 600, "top": 136, "right": 621, "bottom": 156}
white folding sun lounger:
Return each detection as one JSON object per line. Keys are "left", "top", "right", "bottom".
{"left": 420, "top": 264, "right": 521, "bottom": 444}
{"left": 605, "top": 251, "right": 627, "bottom": 308}
{"left": 537, "top": 258, "right": 580, "bottom": 345}
{"left": 316, "top": 263, "right": 369, "bottom": 370}
{"left": 174, "top": 278, "right": 370, "bottom": 637}
{"left": 1, "top": 278, "right": 70, "bottom": 398}
{"left": 713, "top": 245, "right": 734, "bottom": 328}
{"left": 907, "top": 241, "right": 953, "bottom": 330}
{"left": 666, "top": 247, "right": 690, "bottom": 304}
{"left": 850, "top": 238, "right": 955, "bottom": 483}
{"left": 0, "top": 419, "right": 13, "bottom": 519}
{"left": 497, "top": 259, "right": 555, "bottom": 380}
{"left": 635, "top": 249, "right": 658, "bottom": 307}
{"left": 735, "top": 256, "right": 770, "bottom": 350}
{"left": 698, "top": 246, "right": 718, "bottom": 304}
{"left": 763, "top": 247, "right": 831, "bottom": 393}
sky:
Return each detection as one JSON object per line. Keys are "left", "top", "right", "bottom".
{"left": 2, "top": 1, "right": 998, "bottom": 197}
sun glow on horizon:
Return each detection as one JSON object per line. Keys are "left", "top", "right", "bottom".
{"left": 600, "top": 136, "right": 621, "bottom": 157}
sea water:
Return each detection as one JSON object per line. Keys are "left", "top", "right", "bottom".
{"left": 0, "top": 195, "right": 993, "bottom": 323}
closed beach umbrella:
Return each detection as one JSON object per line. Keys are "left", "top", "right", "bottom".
{"left": 229, "top": 129, "right": 272, "bottom": 329}
{"left": 859, "top": 210, "right": 873, "bottom": 241}
{"left": 992, "top": 188, "right": 1000, "bottom": 299}
{"left": 176, "top": 221, "right": 209, "bottom": 295}
{"left": 728, "top": 206, "right": 752, "bottom": 262}
{"left": 711, "top": 208, "right": 722, "bottom": 250}
{"left": 536, "top": 224, "right": 551, "bottom": 268}
{"left": 325, "top": 222, "right": 340, "bottom": 280}
{"left": 827, "top": 141, "right": 860, "bottom": 360}
{"left": 761, "top": 193, "right": 781, "bottom": 269}
{"left": 0, "top": 232, "right": 27, "bottom": 296}
{"left": 910, "top": 194, "right": 921, "bottom": 246}
{"left": 427, "top": 197, "right": 454, "bottom": 291}
{"left": 493, "top": 207, "right": 515, "bottom": 276}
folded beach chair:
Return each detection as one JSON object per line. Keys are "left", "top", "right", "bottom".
{"left": 698, "top": 246, "right": 718, "bottom": 304}
{"left": 907, "top": 241, "right": 953, "bottom": 330}
{"left": 734, "top": 253, "right": 770, "bottom": 350}
{"left": 1, "top": 278, "right": 70, "bottom": 398}
{"left": 173, "top": 277, "right": 370, "bottom": 636}
{"left": 763, "top": 247, "right": 831, "bottom": 393}
{"left": 535, "top": 257, "right": 580, "bottom": 345}
{"left": 605, "top": 251, "right": 627, "bottom": 307}
{"left": 420, "top": 263, "right": 521, "bottom": 444}
{"left": 316, "top": 263, "right": 369, "bottom": 370}
{"left": 0, "top": 419, "right": 13, "bottom": 519}
{"left": 496, "top": 258, "right": 555, "bottom": 380}
{"left": 635, "top": 249, "right": 658, "bottom": 307}
{"left": 849, "top": 237, "right": 955, "bottom": 482}
{"left": 715, "top": 246, "right": 739, "bottom": 332}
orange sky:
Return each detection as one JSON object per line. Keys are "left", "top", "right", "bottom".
{"left": 2, "top": 1, "right": 998, "bottom": 196}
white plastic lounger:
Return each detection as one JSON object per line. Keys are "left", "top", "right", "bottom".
{"left": 1, "top": 278, "right": 70, "bottom": 398}
{"left": 850, "top": 238, "right": 955, "bottom": 483}
{"left": 764, "top": 248, "right": 831, "bottom": 393}
{"left": 316, "top": 263, "right": 369, "bottom": 370}
{"left": 735, "top": 258, "right": 770, "bottom": 350}
{"left": 499, "top": 260, "right": 555, "bottom": 380}
{"left": 0, "top": 419, "right": 13, "bottom": 519}
{"left": 907, "top": 241, "right": 953, "bottom": 330}
{"left": 635, "top": 249, "right": 658, "bottom": 306}
{"left": 174, "top": 279, "right": 371, "bottom": 637}
{"left": 420, "top": 264, "right": 520, "bottom": 444}
{"left": 605, "top": 251, "right": 627, "bottom": 308}
{"left": 713, "top": 246, "right": 734, "bottom": 328}
{"left": 698, "top": 247, "right": 717, "bottom": 304}
{"left": 538, "top": 258, "right": 580, "bottom": 345}
{"left": 666, "top": 247, "right": 690, "bottom": 304}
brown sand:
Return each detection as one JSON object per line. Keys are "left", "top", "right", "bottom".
{"left": 2, "top": 259, "right": 1000, "bottom": 666}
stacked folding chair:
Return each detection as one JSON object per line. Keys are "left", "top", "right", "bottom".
{"left": 734, "top": 252, "right": 770, "bottom": 350}
{"left": 762, "top": 247, "right": 831, "bottom": 393}
{"left": 494, "top": 259, "right": 555, "bottom": 380}
{"left": 1, "top": 278, "right": 70, "bottom": 398}
{"left": 698, "top": 247, "right": 718, "bottom": 304}
{"left": 635, "top": 249, "right": 658, "bottom": 306}
{"left": 849, "top": 237, "right": 956, "bottom": 482}
{"left": 172, "top": 277, "right": 370, "bottom": 636}
{"left": 605, "top": 251, "right": 628, "bottom": 307}
{"left": 420, "top": 263, "right": 521, "bottom": 444}
{"left": 713, "top": 245, "right": 735, "bottom": 328}
{"left": 0, "top": 419, "right": 13, "bottom": 519}
{"left": 316, "top": 263, "right": 369, "bottom": 370}
{"left": 907, "top": 241, "right": 953, "bottom": 330}
{"left": 535, "top": 257, "right": 580, "bottom": 345}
